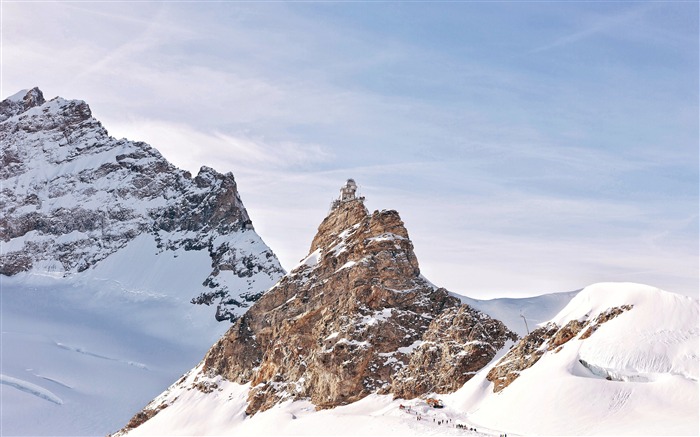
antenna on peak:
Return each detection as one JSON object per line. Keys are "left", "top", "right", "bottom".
{"left": 520, "top": 312, "right": 530, "bottom": 335}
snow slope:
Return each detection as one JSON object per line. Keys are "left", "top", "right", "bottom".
{"left": 122, "top": 360, "right": 502, "bottom": 437}
{"left": 449, "top": 282, "right": 699, "bottom": 436}
{"left": 0, "top": 236, "right": 235, "bottom": 436}
{"left": 457, "top": 289, "right": 580, "bottom": 337}
{"left": 119, "top": 282, "right": 698, "bottom": 436}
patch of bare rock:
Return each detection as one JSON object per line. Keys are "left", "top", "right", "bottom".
{"left": 486, "top": 304, "right": 633, "bottom": 392}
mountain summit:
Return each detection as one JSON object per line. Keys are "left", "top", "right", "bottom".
{"left": 0, "top": 88, "right": 283, "bottom": 321}
{"left": 0, "top": 87, "right": 46, "bottom": 121}
{"left": 118, "top": 180, "right": 516, "bottom": 433}
{"left": 1, "top": 88, "right": 286, "bottom": 436}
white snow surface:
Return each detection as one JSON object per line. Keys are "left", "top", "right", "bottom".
{"left": 448, "top": 282, "right": 698, "bottom": 436}
{"left": 125, "top": 364, "right": 497, "bottom": 437}
{"left": 0, "top": 235, "right": 238, "bottom": 436}
{"left": 5, "top": 89, "right": 29, "bottom": 102}
{"left": 120, "top": 282, "right": 698, "bottom": 436}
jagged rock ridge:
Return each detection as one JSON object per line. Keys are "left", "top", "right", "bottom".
{"left": 119, "top": 180, "right": 516, "bottom": 433}
{"left": 486, "top": 304, "right": 633, "bottom": 391}
{"left": 0, "top": 88, "right": 284, "bottom": 321}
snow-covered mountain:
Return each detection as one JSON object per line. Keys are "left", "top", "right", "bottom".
{"left": 0, "top": 88, "right": 284, "bottom": 435}
{"left": 1, "top": 87, "right": 284, "bottom": 321}
{"left": 117, "top": 282, "right": 698, "bottom": 436}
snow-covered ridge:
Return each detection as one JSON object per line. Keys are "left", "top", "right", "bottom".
{"left": 451, "top": 282, "right": 698, "bottom": 436}
{"left": 553, "top": 282, "right": 698, "bottom": 381}
{"left": 0, "top": 87, "right": 284, "bottom": 321}
{"left": 487, "top": 282, "right": 698, "bottom": 392}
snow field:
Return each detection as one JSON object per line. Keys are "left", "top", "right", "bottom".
{"left": 128, "top": 375, "right": 499, "bottom": 437}
{"left": 0, "top": 235, "right": 234, "bottom": 435}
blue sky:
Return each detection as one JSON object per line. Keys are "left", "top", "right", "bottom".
{"left": 3, "top": 1, "right": 698, "bottom": 298}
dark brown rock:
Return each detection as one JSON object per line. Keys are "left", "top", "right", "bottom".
{"left": 579, "top": 305, "right": 633, "bottom": 339}
{"left": 391, "top": 305, "right": 518, "bottom": 399}
{"left": 196, "top": 195, "right": 515, "bottom": 415}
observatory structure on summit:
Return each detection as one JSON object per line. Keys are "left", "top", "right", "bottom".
{"left": 340, "top": 178, "right": 357, "bottom": 201}
{"left": 331, "top": 179, "right": 364, "bottom": 210}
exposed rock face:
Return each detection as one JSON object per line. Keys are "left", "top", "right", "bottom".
{"left": 120, "top": 186, "right": 517, "bottom": 431}
{"left": 203, "top": 199, "right": 466, "bottom": 414}
{"left": 487, "top": 304, "right": 633, "bottom": 392}
{"left": 391, "top": 304, "right": 518, "bottom": 399}
{"left": 0, "top": 88, "right": 283, "bottom": 321}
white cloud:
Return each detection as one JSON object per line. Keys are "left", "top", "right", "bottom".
{"left": 105, "top": 118, "right": 332, "bottom": 173}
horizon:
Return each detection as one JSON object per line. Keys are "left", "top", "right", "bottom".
{"left": 2, "top": 1, "right": 698, "bottom": 299}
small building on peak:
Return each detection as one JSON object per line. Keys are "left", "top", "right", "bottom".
{"left": 340, "top": 178, "right": 357, "bottom": 201}
{"left": 331, "top": 179, "right": 365, "bottom": 210}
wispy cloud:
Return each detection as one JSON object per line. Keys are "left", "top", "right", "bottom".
{"left": 106, "top": 118, "right": 332, "bottom": 172}
{"left": 527, "top": 3, "right": 657, "bottom": 54}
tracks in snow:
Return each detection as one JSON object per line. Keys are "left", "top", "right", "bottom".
{"left": 0, "top": 374, "right": 64, "bottom": 405}
{"left": 55, "top": 342, "right": 148, "bottom": 369}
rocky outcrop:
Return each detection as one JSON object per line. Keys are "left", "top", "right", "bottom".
{"left": 391, "top": 304, "right": 518, "bottom": 399}
{"left": 202, "top": 199, "right": 462, "bottom": 413}
{"left": 0, "top": 88, "right": 284, "bottom": 321}
{"left": 120, "top": 183, "right": 517, "bottom": 432}
{"left": 0, "top": 87, "right": 45, "bottom": 122}
{"left": 487, "top": 304, "right": 633, "bottom": 392}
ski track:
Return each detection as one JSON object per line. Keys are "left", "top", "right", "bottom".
{"left": 0, "top": 374, "right": 64, "bottom": 405}
{"left": 35, "top": 374, "right": 74, "bottom": 389}
{"left": 55, "top": 342, "right": 149, "bottom": 369}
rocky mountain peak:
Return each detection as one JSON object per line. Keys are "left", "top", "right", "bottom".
{"left": 0, "top": 87, "right": 46, "bottom": 122}
{"left": 118, "top": 180, "right": 517, "bottom": 432}
{"left": 310, "top": 197, "right": 368, "bottom": 253}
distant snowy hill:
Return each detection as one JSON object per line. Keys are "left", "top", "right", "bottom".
{"left": 457, "top": 289, "right": 580, "bottom": 337}
{"left": 0, "top": 88, "right": 284, "bottom": 435}
{"left": 118, "top": 283, "right": 698, "bottom": 436}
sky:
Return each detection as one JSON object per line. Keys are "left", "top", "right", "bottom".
{"left": 2, "top": 1, "right": 698, "bottom": 299}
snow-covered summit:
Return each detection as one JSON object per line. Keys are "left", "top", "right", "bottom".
{"left": 550, "top": 282, "right": 698, "bottom": 381}
{"left": 0, "top": 87, "right": 284, "bottom": 321}
{"left": 5, "top": 88, "right": 31, "bottom": 102}
{"left": 0, "top": 87, "right": 45, "bottom": 122}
